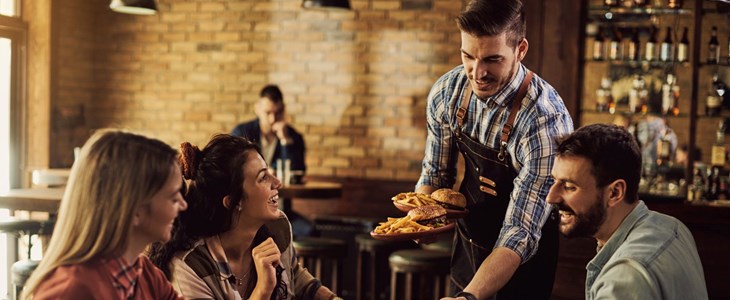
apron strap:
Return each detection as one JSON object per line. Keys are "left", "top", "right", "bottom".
{"left": 498, "top": 71, "right": 533, "bottom": 161}
{"left": 456, "top": 81, "right": 472, "bottom": 130}
{"left": 455, "top": 70, "right": 534, "bottom": 160}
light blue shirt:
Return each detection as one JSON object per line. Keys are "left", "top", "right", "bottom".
{"left": 586, "top": 201, "right": 708, "bottom": 300}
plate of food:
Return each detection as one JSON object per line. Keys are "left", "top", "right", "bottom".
{"left": 371, "top": 205, "right": 456, "bottom": 241}
{"left": 392, "top": 188, "right": 469, "bottom": 219}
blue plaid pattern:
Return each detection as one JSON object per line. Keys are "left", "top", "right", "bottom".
{"left": 417, "top": 64, "right": 574, "bottom": 261}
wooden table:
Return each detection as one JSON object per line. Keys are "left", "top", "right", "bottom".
{"left": 279, "top": 181, "right": 343, "bottom": 200}
{"left": 278, "top": 181, "right": 343, "bottom": 237}
{"left": 0, "top": 188, "right": 64, "bottom": 212}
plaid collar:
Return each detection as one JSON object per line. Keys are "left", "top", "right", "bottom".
{"left": 102, "top": 256, "right": 143, "bottom": 299}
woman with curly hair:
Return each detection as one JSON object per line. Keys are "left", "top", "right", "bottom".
{"left": 149, "top": 134, "right": 339, "bottom": 300}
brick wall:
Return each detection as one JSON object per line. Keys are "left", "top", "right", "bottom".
{"left": 53, "top": 0, "right": 465, "bottom": 181}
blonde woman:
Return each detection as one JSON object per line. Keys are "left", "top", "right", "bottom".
{"left": 149, "top": 134, "right": 340, "bottom": 300}
{"left": 23, "top": 130, "right": 188, "bottom": 299}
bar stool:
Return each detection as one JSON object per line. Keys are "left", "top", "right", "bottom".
{"left": 0, "top": 218, "right": 55, "bottom": 300}
{"left": 388, "top": 249, "right": 451, "bottom": 300}
{"left": 355, "top": 234, "right": 417, "bottom": 300}
{"left": 293, "top": 237, "right": 347, "bottom": 294}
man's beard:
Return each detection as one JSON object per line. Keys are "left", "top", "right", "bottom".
{"left": 558, "top": 194, "right": 607, "bottom": 239}
{"left": 473, "top": 62, "right": 518, "bottom": 101}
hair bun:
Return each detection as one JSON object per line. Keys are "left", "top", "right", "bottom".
{"left": 179, "top": 142, "right": 201, "bottom": 180}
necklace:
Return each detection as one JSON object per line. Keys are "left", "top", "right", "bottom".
{"left": 234, "top": 261, "right": 253, "bottom": 287}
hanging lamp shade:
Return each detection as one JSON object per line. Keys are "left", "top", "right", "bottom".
{"left": 109, "top": 0, "right": 157, "bottom": 15}
{"left": 302, "top": 0, "right": 351, "bottom": 10}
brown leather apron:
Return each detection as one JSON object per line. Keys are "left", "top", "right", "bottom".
{"left": 450, "top": 71, "right": 558, "bottom": 299}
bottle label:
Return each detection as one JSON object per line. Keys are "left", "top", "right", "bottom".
{"left": 660, "top": 43, "right": 673, "bottom": 62}
{"left": 646, "top": 43, "right": 656, "bottom": 61}
{"left": 593, "top": 41, "right": 604, "bottom": 60}
{"left": 712, "top": 145, "right": 726, "bottom": 167}
{"left": 708, "top": 95, "right": 721, "bottom": 108}
{"left": 677, "top": 44, "right": 687, "bottom": 62}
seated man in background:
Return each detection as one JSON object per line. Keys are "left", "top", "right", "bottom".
{"left": 547, "top": 123, "right": 708, "bottom": 300}
{"left": 232, "top": 84, "right": 306, "bottom": 176}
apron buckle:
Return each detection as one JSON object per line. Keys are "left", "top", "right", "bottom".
{"left": 498, "top": 141, "right": 507, "bottom": 161}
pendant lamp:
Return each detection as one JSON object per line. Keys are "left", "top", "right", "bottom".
{"left": 109, "top": 0, "right": 157, "bottom": 15}
{"left": 302, "top": 0, "right": 351, "bottom": 10}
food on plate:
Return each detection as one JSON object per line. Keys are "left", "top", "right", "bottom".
{"left": 407, "top": 204, "right": 448, "bottom": 228}
{"left": 392, "top": 192, "right": 436, "bottom": 207}
{"left": 430, "top": 188, "right": 467, "bottom": 211}
{"left": 373, "top": 205, "right": 448, "bottom": 235}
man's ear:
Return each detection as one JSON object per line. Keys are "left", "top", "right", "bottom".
{"left": 517, "top": 38, "right": 529, "bottom": 61}
{"left": 605, "top": 179, "right": 626, "bottom": 207}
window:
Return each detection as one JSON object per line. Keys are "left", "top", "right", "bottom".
{"left": 0, "top": 1, "right": 25, "bottom": 296}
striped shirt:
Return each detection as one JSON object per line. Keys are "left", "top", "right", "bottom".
{"left": 417, "top": 64, "right": 574, "bottom": 262}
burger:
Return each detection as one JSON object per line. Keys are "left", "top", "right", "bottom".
{"left": 430, "top": 188, "right": 467, "bottom": 211}
{"left": 407, "top": 205, "right": 448, "bottom": 228}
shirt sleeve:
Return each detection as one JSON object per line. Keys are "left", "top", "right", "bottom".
{"left": 417, "top": 74, "right": 459, "bottom": 189}
{"left": 170, "top": 256, "right": 217, "bottom": 299}
{"left": 590, "top": 258, "right": 661, "bottom": 300}
{"left": 495, "top": 107, "right": 573, "bottom": 262}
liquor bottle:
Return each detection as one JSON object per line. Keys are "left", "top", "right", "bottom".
{"left": 596, "top": 77, "right": 614, "bottom": 113}
{"left": 593, "top": 27, "right": 606, "bottom": 61}
{"left": 677, "top": 27, "right": 689, "bottom": 63}
{"left": 656, "top": 128, "right": 673, "bottom": 167}
{"left": 626, "top": 28, "right": 641, "bottom": 61}
{"left": 645, "top": 26, "right": 658, "bottom": 62}
{"left": 670, "top": 81, "right": 680, "bottom": 116}
{"left": 629, "top": 75, "right": 648, "bottom": 114}
{"left": 609, "top": 27, "right": 622, "bottom": 61}
{"left": 604, "top": 0, "right": 619, "bottom": 7}
{"left": 667, "top": 0, "right": 682, "bottom": 9}
{"left": 687, "top": 167, "right": 705, "bottom": 202}
{"left": 706, "top": 167, "right": 719, "bottom": 200}
{"left": 707, "top": 74, "right": 723, "bottom": 116}
{"left": 660, "top": 27, "right": 674, "bottom": 62}
{"left": 711, "top": 121, "right": 726, "bottom": 168}
{"left": 709, "top": 26, "right": 720, "bottom": 64}
{"left": 662, "top": 74, "right": 676, "bottom": 115}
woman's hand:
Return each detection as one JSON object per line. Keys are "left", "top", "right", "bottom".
{"left": 249, "top": 237, "right": 281, "bottom": 298}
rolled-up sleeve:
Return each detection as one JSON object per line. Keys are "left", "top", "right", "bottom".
{"left": 496, "top": 109, "right": 573, "bottom": 262}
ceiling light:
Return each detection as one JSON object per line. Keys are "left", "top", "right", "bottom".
{"left": 109, "top": 0, "right": 157, "bottom": 15}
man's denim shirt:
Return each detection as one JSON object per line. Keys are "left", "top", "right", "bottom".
{"left": 586, "top": 201, "right": 708, "bottom": 300}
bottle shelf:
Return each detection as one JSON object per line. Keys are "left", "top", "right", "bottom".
{"left": 582, "top": 109, "right": 690, "bottom": 118}
{"left": 586, "top": 59, "right": 691, "bottom": 69}
{"left": 700, "top": 62, "right": 730, "bottom": 68}
{"left": 588, "top": 6, "right": 692, "bottom": 22}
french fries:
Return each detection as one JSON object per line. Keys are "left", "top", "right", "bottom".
{"left": 392, "top": 192, "right": 436, "bottom": 207}
{"left": 373, "top": 215, "right": 432, "bottom": 235}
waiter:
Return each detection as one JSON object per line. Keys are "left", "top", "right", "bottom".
{"left": 415, "top": 0, "right": 573, "bottom": 299}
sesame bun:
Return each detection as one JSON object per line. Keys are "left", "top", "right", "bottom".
{"left": 430, "top": 188, "right": 466, "bottom": 210}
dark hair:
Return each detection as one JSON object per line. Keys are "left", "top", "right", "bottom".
{"left": 149, "top": 134, "right": 260, "bottom": 279}
{"left": 456, "top": 0, "right": 526, "bottom": 48}
{"left": 260, "top": 84, "right": 284, "bottom": 104}
{"left": 555, "top": 124, "right": 642, "bottom": 203}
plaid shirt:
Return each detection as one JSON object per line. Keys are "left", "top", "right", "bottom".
{"left": 103, "top": 256, "right": 144, "bottom": 299}
{"left": 417, "top": 64, "right": 574, "bottom": 262}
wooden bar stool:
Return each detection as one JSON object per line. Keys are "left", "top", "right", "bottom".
{"left": 293, "top": 237, "right": 347, "bottom": 294}
{"left": 355, "top": 234, "right": 417, "bottom": 300}
{"left": 388, "top": 249, "right": 451, "bottom": 300}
